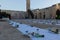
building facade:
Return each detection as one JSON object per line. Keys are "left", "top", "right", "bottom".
{"left": 0, "top": 3, "right": 60, "bottom": 19}
{"left": 32, "top": 3, "right": 60, "bottom": 19}
{"left": 0, "top": 9, "right": 26, "bottom": 19}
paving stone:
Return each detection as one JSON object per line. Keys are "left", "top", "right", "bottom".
{"left": 0, "top": 21, "right": 30, "bottom": 40}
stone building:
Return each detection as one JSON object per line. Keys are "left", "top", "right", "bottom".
{"left": 0, "top": 9, "right": 26, "bottom": 19}
{"left": 0, "top": 3, "right": 60, "bottom": 19}
{"left": 26, "top": 0, "right": 60, "bottom": 19}
{"left": 32, "top": 3, "right": 60, "bottom": 19}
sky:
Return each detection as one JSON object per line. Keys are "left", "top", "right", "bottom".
{"left": 0, "top": 0, "right": 60, "bottom": 11}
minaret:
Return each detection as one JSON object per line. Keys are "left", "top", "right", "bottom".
{"left": 26, "top": 0, "right": 30, "bottom": 18}
{"left": 26, "top": 0, "right": 30, "bottom": 11}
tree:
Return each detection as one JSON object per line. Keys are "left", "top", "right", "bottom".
{"left": 56, "top": 9, "right": 60, "bottom": 19}
{"left": 27, "top": 9, "right": 34, "bottom": 19}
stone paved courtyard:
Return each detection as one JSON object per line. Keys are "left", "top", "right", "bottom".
{"left": 0, "top": 20, "right": 30, "bottom": 40}
{"left": 0, "top": 19, "right": 60, "bottom": 40}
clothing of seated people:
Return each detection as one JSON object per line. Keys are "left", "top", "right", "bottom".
{"left": 31, "top": 32, "right": 44, "bottom": 38}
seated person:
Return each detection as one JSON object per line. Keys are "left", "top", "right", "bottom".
{"left": 31, "top": 32, "right": 44, "bottom": 38}
{"left": 49, "top": 27, "right": 59, "bottom": 34}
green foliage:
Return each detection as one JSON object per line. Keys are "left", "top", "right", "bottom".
{"left": 56, "top": 9, "right": 60, "bottom": 19}
{"left": 56, "top": 15, "right": 60, "bottom": 19}
{"left": 0, "top": 11, "right": 11, "bottom": 19}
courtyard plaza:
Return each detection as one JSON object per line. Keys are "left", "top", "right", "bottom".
{"left": 0, "top": 19, "right": 60, "bottom": 40}
{"left": 0, "top": 19, "right": 30, "bottom": 40}
{"left": 8, "top": 19, "right": 60, "bottom": 40}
